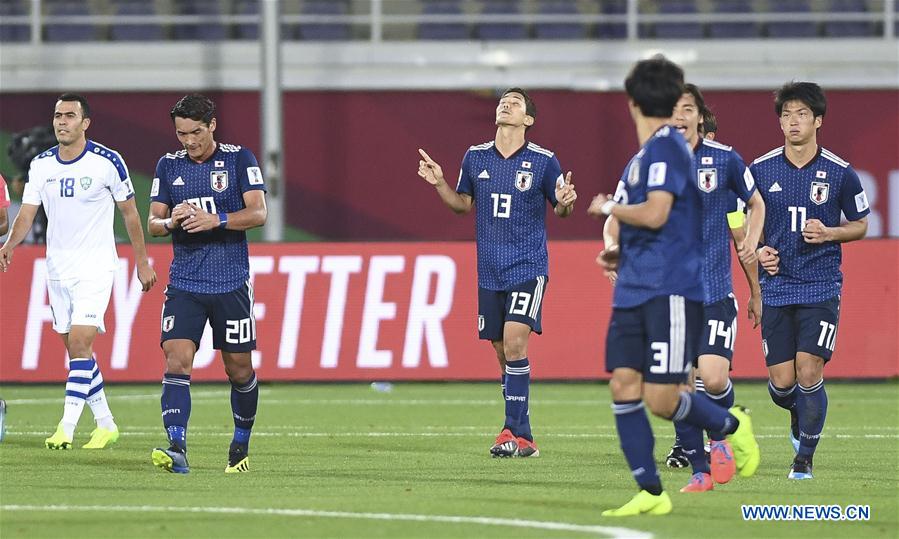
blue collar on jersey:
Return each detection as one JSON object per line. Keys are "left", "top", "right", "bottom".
{"left": 54, "top": 140, "right": 92, "bottom": 165}
{"left": 492, "top": 141, "right": 529, "bottom": 160}
{"left": 782, "top": 145, "right": 822, "bottom": 170}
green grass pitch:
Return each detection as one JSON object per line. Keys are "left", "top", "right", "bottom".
{"left": 0, "top": 382, "right": 896, "bottom": 538}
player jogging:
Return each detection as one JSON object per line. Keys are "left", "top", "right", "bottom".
{"left": 751, "top": 82, "right": 869, "bottom": 480}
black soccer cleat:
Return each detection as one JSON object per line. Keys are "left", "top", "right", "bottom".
{"left": 225, "top": 442, "right": 250, "bottom": 473}
{"left": 666, "top": 444, "right": 691, "bottom": 469}
{"left": 788, "top": 455, "right": 813, "bottom": 480}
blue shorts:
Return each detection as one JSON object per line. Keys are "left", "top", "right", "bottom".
{"left": 698, "top": 294, "right": 738, "bottom": 362}
{"left": 477, "top": 276, "right": 547, "bottom": 341}
{"left": 606, "top": 295, "right": 703, "bottom": 384}
{"left": 160, "top": 283, "right": 257, "bottom": 352}
{"left": 761, "top": 296, "right": 840, "bottom": 366}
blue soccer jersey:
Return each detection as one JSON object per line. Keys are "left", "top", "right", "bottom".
{"left": 456, "top": 141, "right": 563, "bottom": 290}
{"left": 750, "top": 146, "right": 870, "bottom": 306}
{"left": 151, "top": 143, "right": 266, "bottom": 294}
{"left": 613, "top": 126, "right": 704, "bottom": 308}
{"left": 695, "top": 138, "right": 757, "bottom": 304}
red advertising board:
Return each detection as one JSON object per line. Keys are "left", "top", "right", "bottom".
{"left": 1, "top": 242, "right": 896, "bottom": 382}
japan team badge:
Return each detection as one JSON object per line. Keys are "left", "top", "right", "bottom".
{"left": 211, "top": 171, "right": 229, "bottom": 193}
{"left": 810, "top": 181, "right": 829, "bottom": 205}
{"left": 515, "top": 171, "right": 533, "bottom": 192}
{"left": 697, "top": 168, "right": 718, "bottom": 193}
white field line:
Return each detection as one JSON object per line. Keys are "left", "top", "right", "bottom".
{"left": 0, "top": 504, "right": 653, "bottom": 539}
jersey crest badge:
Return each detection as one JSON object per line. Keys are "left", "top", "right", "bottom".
{"left": 211, "top": 171, "right": 229, "bottom": 193}
{"left": 162, "top": 315, "right": 175, "bottom": 332}
{"left": 478, "top": 315, "right": 485, "bottom": 332}
{"left": 627, "top": 159, "right": 640, "bottom": 186}
{"left": 810, "top": 181, "right": 829, "bottom": 205}
{"left": 515, "top": 171, "right": 533, "bottom": 192}
{"left": 697, "top": 168, "right": 717, "bottom": 193}
{"left": 79, "top": 176, "right": 92, "bottom": 190}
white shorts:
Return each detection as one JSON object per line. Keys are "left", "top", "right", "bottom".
{"left": 47, "top": 272, "right": 114, "bottom": 334}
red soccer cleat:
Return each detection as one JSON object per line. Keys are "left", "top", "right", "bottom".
{"left": 490, "top": 428, "right": 517, "bottom": 458}
{"left": 709, "top": 440, "right": 737, "bottom": 484}
{"left": 680, "top": 472, "right": 714, "bottom": 493}
{"left": 516, "top": 437, "right": 540, "bottom": 458}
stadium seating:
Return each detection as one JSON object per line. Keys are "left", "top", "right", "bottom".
{"left": 476, "top": 0, "right": 529, "bottom": 40}
{"left": 653, "top": 0, "right": 704, "bottom": 39}
{"left": 173, "top": 0, "right": 227, "bottom": 41}
{"left": 296, "top": 0, "right": 351, "bottom": 41}
{"left": 766, "top": 0, "right": 818, "bottom": 38}
{"left": 595, "top": 0, "right": 627, "bottom": 39}
{"left": 534, "top": 0, "right": 587, "bottom": 40}
{"left": 44, "top": 0, "right": 96, "bottom": 42}
{"left": 824, "top": 0, "right": 874, "bottom": 37}
{"left": 418, "top": 0, "right": 469, "bottom": 40}
{"left": 110, "top": 0, "right": 164, "bottom": 42}
{"left": 0, "top": 0, "right": 30, "bottom": 42}
{"left": 708, "top": 0, "right": 759, "bottom": 39}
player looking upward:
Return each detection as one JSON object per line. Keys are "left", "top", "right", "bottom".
{"left": 417, "top": 88, "right": 577, "bottom": 458}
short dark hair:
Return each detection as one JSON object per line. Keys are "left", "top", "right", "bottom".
{"left": 170, "top": 93, "right": 216, "bottom": 125}
{"left": 502, "top": 87, "right": 537, "bottom": 119}
{"left": 775, "top": 81, "right": 826, "bottom": 118}
{"left": 56, "top": 93, "right": 90, "bottom": 119}
{"left": 702, "top": 109, "right": 718, "bottom": 135}
{"left": 624, "top": 55, "right": 685, "bottom": 118}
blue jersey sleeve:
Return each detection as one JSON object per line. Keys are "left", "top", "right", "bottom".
{"left": 455, "top": 150, "right": 473, "bottom": 197}
{"left": 542, "top": 155, "right": 563, "bottom": 206}
{"left": 728, "top": 150, "right": 756, "bottom": 203}
{"left": 237, "top": 148, "right": 266, "bottom": 193}
{"left": 839, "top": 166, "right": 871, "bottom": 221}
{"left": 646, "top": 136, "right": 687, "bottom": 197}
{"left": 150, "top": 157, "right": 173, "bottom": 207}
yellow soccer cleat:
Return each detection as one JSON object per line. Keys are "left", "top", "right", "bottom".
{"left": 82, "top": 426, "right": 120, "bottom": 449}
{"left": 602, "top": 490, "right": 672, "bottom": 517}
{"left": 45, "top": 424, "right": 73, "bottom": 450}
{"left": 728, "top": 405, "right": 761, "bottom": 478}
{"left": 225, "top": 443, "right": 250, "bottom": 473}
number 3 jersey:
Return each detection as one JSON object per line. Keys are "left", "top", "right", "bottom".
{"left": 749, "top": 146, "right": 869, "bottom": 306}
{"left": 23, "top": 141, "right": 135, "bottom": 280}
{"left": 455, "top": 141, "right": 563, "bottom": 291}
{"left": 152, "top": 143, "right": 266, "bottom": 294}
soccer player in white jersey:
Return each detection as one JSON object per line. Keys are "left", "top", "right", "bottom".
{"left": 417, "top": 88, "right": 577, "bottom": 458}
{"left": 0, "top": 93, "right": 156, "bottom": 449}
{"left": 751, "top": 82, "right": 869, "bottom": 479}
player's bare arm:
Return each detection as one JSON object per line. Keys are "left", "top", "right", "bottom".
{"left": 802, "top": 216, "right": 867, "bottom": 244}
{"left": 148, "top": 201, "right": 175, "bottom": 237}
{"left": 0, "top": 207, "right": 7, "bottom": 237}
{"left": 182, "top": 190, "right": 266, "bottom": 233}
{"left": 731, "top": 225, "right": 762, "bottom": 328}
{"left": 737, "top": 190, "right": 766, "bottom": 265}
{"left": 418, "top": 148, "right": 473, "bottom": 214}
{"left": 588, "top": 191, "right": 673, "bottom": 230}
{"left": 553, "top": 171, "right": 577, "bottom": 218}
{"left": 116, "top": 198, "right": 157, "bottom": 291}
{"left": 598, "top": 214, "right": 620, "bottom": 284}
{"left": 0, "top": 203, "right": 39, "bottom": 272}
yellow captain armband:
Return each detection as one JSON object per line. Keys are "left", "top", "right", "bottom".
{"left": 727, "top": 210, "right": 745, "bottom": 229}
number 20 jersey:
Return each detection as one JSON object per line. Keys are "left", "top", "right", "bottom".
{"left": 749, "top": 146, "right": 869, "bottom": 306}
{"left": 151, "top": 143, "right": 266, "bottom": 294}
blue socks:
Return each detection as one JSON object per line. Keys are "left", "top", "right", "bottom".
{"left": 671, "top": 391, "right": 739, "bottom": 436}
{"left": 768, "top": 381, "right": 797, "bottom": 410}
{"left": 705, "top": 380, "right": 735, "bottom": 441}
{"left": 161, "top": 373, "right": 191, "bottom": 451}
{"left": 613, "top": 400, "right": 662, "bottom": 495}
{"left": 504, "top": 358, "right": 531, "bottom": 441}
{"left": 231, "top": 372, "right": 258, "bottom": 449}
{"left": 796, "top": 379, "right": 827, "bottom": 459}
{"left": 500, "top": 372, "right": 506, "bottom": 399}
